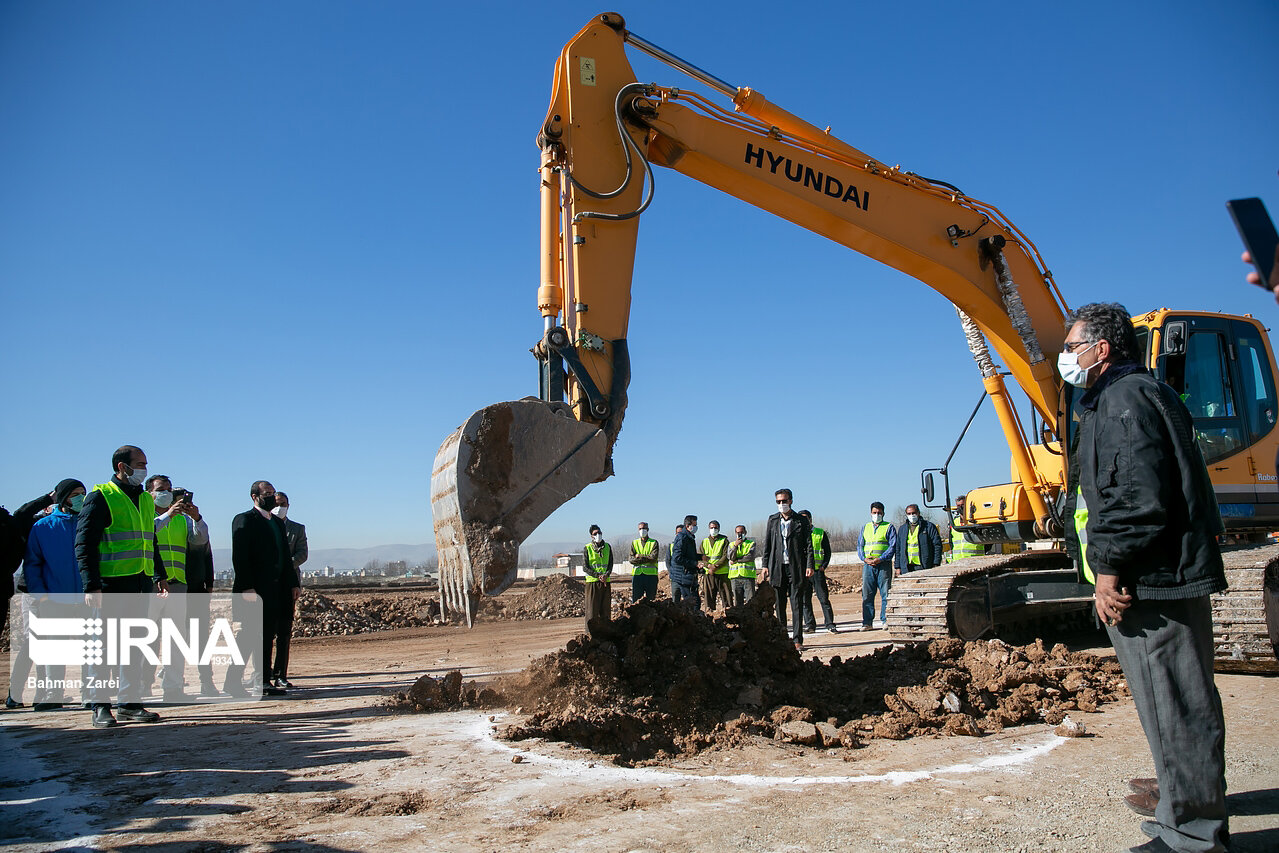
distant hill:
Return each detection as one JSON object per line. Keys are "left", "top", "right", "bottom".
{"left": 211, "top": 540, "right": 583, "bottom": 574}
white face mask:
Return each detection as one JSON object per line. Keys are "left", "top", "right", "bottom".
{"left": 907, "top": 513, "right": 919, "bottom": 524}
{"left": 708, "top": 527, "right": 719, "bottom": 536}
{"left": 777, "top": 502, "right": 790, "bottom": 514}
{"left": 687, "top": 525, "right": 697, "bottom": 535}
{"left": 872, "top": 513, "right": 883, "bottom": 524}
{"left": 1057, "top": 341, "right": 1099, "bottom": 388}
{"left": 592, "top": 533, "right": 603, "bottom": 543}
{"left": 125, "top": 465, "right": 147, "bottom": 486}
{"left": 272, "top": 506, "right": 289, "bottom": 519}
{"left": 638, "top": 529, "right": 648, "bottom": 538}
{"left": 152, "top": 490, "right": 173, "bottom": 509}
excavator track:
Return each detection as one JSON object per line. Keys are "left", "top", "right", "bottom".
{"left": 887, "top": 546, "right": 1279, "bottom": 674}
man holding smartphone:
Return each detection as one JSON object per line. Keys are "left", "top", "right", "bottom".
{"left": 1061, "top": 303, "right": 1229, "bottom": 853}
{"left": 145, "top": 474, "right": 210, "bottom": 702}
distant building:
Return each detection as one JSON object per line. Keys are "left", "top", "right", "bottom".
{"left": 554, "top": 552, "right": 584, "bottom": 577}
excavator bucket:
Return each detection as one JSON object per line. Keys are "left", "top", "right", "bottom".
{"left": 430, "top": 399, "right": 608, "bottom": 625}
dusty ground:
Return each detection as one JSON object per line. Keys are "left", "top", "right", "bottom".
{"left": 2, "top": 587, "right": 1277, "bottom": 852}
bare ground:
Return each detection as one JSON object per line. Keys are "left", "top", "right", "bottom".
{"left": 2, "top": 587, "right": 1277, "bottom": 852}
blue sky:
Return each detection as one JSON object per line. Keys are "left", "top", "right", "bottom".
{"left": 2, "top": 1, "right": 1277, "bottom": 552}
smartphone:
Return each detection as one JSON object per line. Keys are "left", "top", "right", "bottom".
{"left": 1227, "top": 198, "right": 1278, "bottom": 288}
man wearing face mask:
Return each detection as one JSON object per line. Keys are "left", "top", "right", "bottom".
{"left": 143, "top": 474, "right": 209, "bottom": 702}
{"left": 582, "top": 524, "right": 613, "bottom": 634}
{"left": 799, "top": 510, "right": 838, "bottom": 634}
{"left": 669, "top": 516, "right": 701, "bottom": 609}
{"left": 1061, "top": 303, "right": 1228, "bottom": 853}
{"left": 11, "top": 479, "right": 87, "bottom": 710}
{"left": 858, "top": 501, "right": 896, "bottom": 630}
{"left": 629, "top": 522, "right": 659, "bottom": 602}
{"left": 726, "top": 525, "right": 758, "bottom": 607}
{"left": 229, "top": 480, "right": 299, "bottom": 697}
{"left": 76, "top": 445, "right": 168, "bottom": 727}
{"left": 699, "top": 520, "right": 732, "bottom": 612}
{"left": 269, "top": 492, "right": 307, "bottom": 689}
{"left": 761, "top": 489, "right": 814, "bottom": 651}
{"left": 895, "top": 504, "right": 942, "bottom": 578}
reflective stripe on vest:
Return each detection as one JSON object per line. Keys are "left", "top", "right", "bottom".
{"left": 862, "top": 522, "right": 891, "bottom": 560}
{"left": 908, "top": 525, "right": 921, "bottom": 563}
{"left": 728, "top": 539, "right": 756, "bottom": 579}
{"left": 584, "top": 542, "right": 612, "bottom": 582}
{"left": 157, "top": 513, "right": 189, "bottom": 584}
{"left": 950, "top": 528, "right": 982, "bottom": 560}
{"left": 810, "top": 527, "right": 825, "bottom": 568}
{"left": 632, "top": 538, "right": 658, "bottom": 575}
{"left": 94, "top": 481, "right": 155, "bottom": 578}
{"left": 702, "top": 535, "right": 729, "bottom": 574}
{"left": 1073, "top": 487, "right": 1095, "bottom": 584}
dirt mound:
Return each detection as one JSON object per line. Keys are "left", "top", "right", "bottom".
{"left": 385, "top": 670, "right": 500, "bottom": 713}
{"left": 494, "top": 586, "right": 1126, "bottom": 764}
{"left": 293, "top": 589, "right": 442, "bottom": 636}
{"left": 497, "top": 574, "right": 586, "bottom": 620}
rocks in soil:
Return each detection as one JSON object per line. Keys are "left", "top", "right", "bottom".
{"left": 486, "top": 590, "right": 1127, "bottom": 764}
{"left": 293, "top": 589, "right": 442, "bottom": 636}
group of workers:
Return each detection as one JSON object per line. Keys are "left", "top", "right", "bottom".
{"left": 2, "top": 444, "right": 308, "bottom": 728}
{"left": 577, "top": 493, "right": 988, "bottom": 649}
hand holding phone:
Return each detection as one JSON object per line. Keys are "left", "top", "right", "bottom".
{"left": 1227, "top": 198, "right": 1278, "bottom": 291}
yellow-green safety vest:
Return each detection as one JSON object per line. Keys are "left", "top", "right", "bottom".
{"left": 94, "top": 481, "right": 155, "bottom": 578}
{"left": 728, "top": 539, "right": 756, "bottom": 579}
{"left": 1073, "top": 487, "right": 1095, "bottom": 584}
{"left": 949, "top": 527, "right": 983, "bottom": 561}
{"left": 702, "top": 535, "right": 729, "bottom": 575}
{"left": 584, "top": 542, "right": 612, "bottom": 582}
{"left": 157, "top": 512, "right": 189, "bottom": 584}
{"left": 631, "top": 538, "right": 658, "bottom": 576}
{"left": 810, "top": 527, "right": 827, "bottom": 569}
{"left": 862, "top": 521, "right": 892, "bottom": 561}
{"left": 907, "top": 525, "right": 921, "bottom": 564}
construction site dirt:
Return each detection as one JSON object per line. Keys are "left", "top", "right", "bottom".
{"left": 3, "top": 576, "right": 1276, "bottom": 852}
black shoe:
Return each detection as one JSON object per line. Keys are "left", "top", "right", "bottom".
{"left": 32, "top": 703, "right": 64, "bottom": 712}
{"left": 861, "top": 624, "right": 874, "bottom": 632}
{"left": 223, "top": 682, "right": 251, "bottom": 699}
{"left": 803, "top": 625, "right": 817, "bottom": 634}
{"left": 263, "top": 685, "right": 286, "bottom": 696}
{"left": 275, "top": 677, "right": 294, "bottom": 689}
{"left": 199, "top": 683, "right": 222, "bottom": 698}
{"left": 826, "top": 625, "right": 840, "bottom": 634}
{"left": 5, "top": 695, "right": 24, "bottom": 710}
{"left": 91, "top": 707, "right": 118, "bottom": 728}
{"left": 162, "top": 690, "right": 191, "bottom": 704}
{"left": 117, "top": 706, "right": 161, "bottom": 723}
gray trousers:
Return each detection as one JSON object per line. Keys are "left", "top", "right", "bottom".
{"left": 1106, "top": 595, "right": 1228, "bottom": 853}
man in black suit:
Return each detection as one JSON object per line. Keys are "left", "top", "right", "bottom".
{"left": 760, "top": 487, "right": 814, "bottom": 652}
{"left": 269, "top": 491, "right": 308, "bottom": 688}
{"left": 229, "top": 480, "right": 299, "bottom": 697}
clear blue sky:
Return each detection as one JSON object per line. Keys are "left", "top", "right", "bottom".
{"left": 3, "top": 1, "right": 1277, "bottom": 552}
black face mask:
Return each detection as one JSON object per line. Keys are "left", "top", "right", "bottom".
{"left": 259, "top": 494, "right": 278, "bottom": 511}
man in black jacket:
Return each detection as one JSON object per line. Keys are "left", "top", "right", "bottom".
{"left": 761, "top": 488, "right": 813, "bottom": 651}
{"left": 230, "top": 480, "right": 299, "bottom": 697}
{"left": 1062, "top": 303, "right": 1228, "bottom": 853}
{"left": 895, "top": 504, "right": 943, "bottom": 575}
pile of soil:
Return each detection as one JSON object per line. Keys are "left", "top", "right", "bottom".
{"left": 493, "top": 586, "right": 1127, "bottom": 765}
{"left": 496, "top": 574, "right": 587, "bottom": 620}
{"left": 385, "top": 670, "right": 500, "bottom": 713}
{"left": 293, "top": 589, "right": 441, "bottom": 636}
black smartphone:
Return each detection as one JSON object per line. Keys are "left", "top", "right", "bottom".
{"left": 1226, "top": 197, "right": 1278, "bottom": 288}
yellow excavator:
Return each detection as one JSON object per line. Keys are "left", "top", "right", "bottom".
{"left": 431, "top": 13, "right": 1278, "bottom": 670}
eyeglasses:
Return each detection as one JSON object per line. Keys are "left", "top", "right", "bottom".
{"left": 1062, "top": 340, "right": 1095, "bottom": 353}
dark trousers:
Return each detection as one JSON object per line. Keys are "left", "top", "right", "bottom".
{"left": 583, "top": 580, "right": 610, "bottom": 635}
{"left": 631, "top": 572, "right": 658, "bottom": 602}
{"left": 803, "top": 569, "right": 836, "bottom": 630}
{"left": 671, "top": 579, "right": 700, "bottom": 610}
{"left": 88, "top": 573, "right": 152, "bottom": 709}
{"left": 272, "top": 594, "right": 296, "bottom": 679}
{"left": 187, "top": 592, "right": 217, "bottom": 689}
{"left": 773, "top": 569, "right": 810, "bottom": 646}
{"left": 1107, "top": 596, "right": 1228, "bottom": 853}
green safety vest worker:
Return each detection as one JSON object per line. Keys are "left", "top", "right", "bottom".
{"left": 631, "top": 537, "right": 658, "bottom": 576}
{"left": 702, "top": 534, "right": 729, "bottom": 575}
{"left": 810, "top": 527, "right": 829, "bottom": 570}
{"left": 584, "top": 542, "right": 612, "bottom": 582}
{"left": 156, "top": 513, "right": 190, "bottom": 584}
{"left": 93, "top": 480, "right": 156, "bottom": 578}
{"left": 1072, "top": 487, "right": 1095, "bottom": 584}
{"left": 862, "top": 521, "right": 892, "bottom": 561}
{"left": 727, "top": 539, "right": 756, "bottom": 579}
{"left": 949, "top": 527, "right": 983, "bottom": 561}
{"left": 907, "top": 525, "right": 921, "bottom": 565}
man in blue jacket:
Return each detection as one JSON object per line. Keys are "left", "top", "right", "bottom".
{"left": 668, "top": 515, "right": 701, "bottom": 609}
{"left": 895, "top": 504, "right": 943, "bottom": 576}
{"left": 858, "top": 502, "right": 896, "bottom": 630}
{"left": 19, "top": 478, "right": 87, "bottom": 710}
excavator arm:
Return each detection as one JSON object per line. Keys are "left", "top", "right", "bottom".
{"left": 431, "top": 13, "right": 1071, "bottom": 620}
